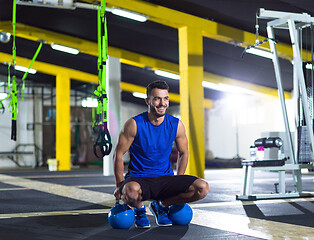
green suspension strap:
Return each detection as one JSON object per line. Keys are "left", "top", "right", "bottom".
{"left": 21, "top": 41, "right": 43, "bottom": 100}
{"left": 93, "top": 0, "right": 112, "bottom": 158}
{"left": 0, "top": 0, "right": 43, "bottom": 140}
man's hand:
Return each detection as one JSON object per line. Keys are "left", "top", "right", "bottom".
{"left": 114, "top": 187, "right": 122, "bottom": 200}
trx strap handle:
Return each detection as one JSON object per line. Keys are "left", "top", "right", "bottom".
{"left": 93, "top": 122, "right": 112, "bottom": 158}
{"left": 0, "top": 102, "right": 4, "bottom": 114}
{"left": 9, "top": 76, "right": 18, "bottom": 141}
{"left": 93, "top": 0, "right": 112, "bottom": 158}
{"left": 11, "top": 118, "right": 17, "bottom": 141}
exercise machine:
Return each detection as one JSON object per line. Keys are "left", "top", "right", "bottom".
{"left": 237, "top": 9, "right": 314, "bottom": 200}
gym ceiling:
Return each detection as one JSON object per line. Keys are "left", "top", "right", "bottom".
{"left": 0, "top": 0, "right": 314, "bottom": 106}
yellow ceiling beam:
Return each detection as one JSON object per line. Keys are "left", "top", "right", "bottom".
{"left": 109, "top": 46, "right": 178, "bottom": 73}
{"left": 0, "top": 21, "right": 98, "bottom": 56}
{"left": 0, "top": 52, "right": 98, "bottom": 83}
{"left": 0, "top": 21, "right": 178, "bottom": 74}
{"left": 101, "top": 0, "right": 314, "bottom": 61}
{"left": 0, "top": 21, "right": 290, "bottom": 100}
{"left": 0, "top": 51, "right": 211, "bottom": 107}
{"left": 102, "top": 0, "right": 294, "bottom": 61}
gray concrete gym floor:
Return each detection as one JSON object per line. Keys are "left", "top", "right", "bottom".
{"left": 0, "top": 167, "right": 313, "bottom": 239}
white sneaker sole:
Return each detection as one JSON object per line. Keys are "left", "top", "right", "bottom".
{"left": 149, "top": 203, "right": 172, "bottom": 227}
{"left": 135, "top": 224, "right": 151, "bottom": 229}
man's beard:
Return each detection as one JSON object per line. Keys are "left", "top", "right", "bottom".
{"left": 150, "top": 105, "right": 167, "bottom": 118}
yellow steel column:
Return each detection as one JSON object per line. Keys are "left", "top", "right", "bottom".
{"left": 56, "top": 74, "right": 71, "bottom": 171}
{"left": 179, "top": 26, "right": 205, "bottom": 178}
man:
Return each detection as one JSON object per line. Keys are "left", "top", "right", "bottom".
{"left": 113, "top": 80, "right": 209, "bottom": 228}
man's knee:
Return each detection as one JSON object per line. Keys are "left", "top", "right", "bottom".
{"left": 193, "top": 179, "right": 209, "bottom": 199}
{"left": 122, "top": 181, "right": 142, "bottom": 204}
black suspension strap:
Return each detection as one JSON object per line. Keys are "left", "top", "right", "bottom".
{"left": 0, "top": 101, "right": 4, "bottom": 114}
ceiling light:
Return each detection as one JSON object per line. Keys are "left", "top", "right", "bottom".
{"left": 202, "top": 81, "right": 221, "bottom": 91}
{"left": 154, "top": 70, "right": 180, "bottom": 80}
{"left": 219, "top": 83, "right": 255, "bottom": 94}
{"left": 111, "top": 8, "right": 148, "bottom": 22}
{"left": 50, "top": 43, "right": 79, "bottom": 55}
{"left": 305, "top": 63, "right": 314, "bottom": 70}
{"left": 0, "top": 93, "right": 8, "bottom": 100}
{"left": 202, "top": 81, "right": 254, "bottom": 95}
{"left": 15, "top": 65, "right": 37, "bottom": 74}
{"left": 132, "top": 92, "right": 147, "bottom": 99}
{"left": 82, "top": 98, "right": 98, "bottom": 108}
{"left": 245, "top": 48, "right": 273, "bottom": 59}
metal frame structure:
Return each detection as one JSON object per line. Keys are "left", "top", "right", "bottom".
{"left": 237, "top": 9, "right": 314, "bottom": 200}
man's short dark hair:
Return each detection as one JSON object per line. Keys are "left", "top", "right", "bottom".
{"left": 146, "top": 80, "right": 169, "bottom": 97}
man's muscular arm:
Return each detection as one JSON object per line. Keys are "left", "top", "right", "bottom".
{"left": 175, "top": 120, "right": 189, "bottom": 175}
{"left": 113, "top": 118, "right": 136, "bottom": 199}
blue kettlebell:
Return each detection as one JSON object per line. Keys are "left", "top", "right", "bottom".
{"left": 168, "top": 203, "right": 193, "bottom": 225}
{"left": 108, "top": 201, "right": 135, "bottom": 229}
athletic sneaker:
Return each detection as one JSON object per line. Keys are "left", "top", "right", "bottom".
{"left": 149, "top": 200, "right": 173, "bottom": 227}
{"left": 134, "top": 205, "right": 151, "bottom": 228}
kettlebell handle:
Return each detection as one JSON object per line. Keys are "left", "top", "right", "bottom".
{"left": 115, "top": 200, "right": 130, "bottom": 211}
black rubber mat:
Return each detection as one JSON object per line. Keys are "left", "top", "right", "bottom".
{"left": 243, "top": 201, "right": 314, "bottom": 228}
{"left": 0, "top": 182, "right": 23, "bottom": 189}
{"left": 0, "top": 168, "right": 313, "bottom": 239}
{"left": 0, "top": 189, "right": 108, "bottom": 214}
{"left": 0, "top": 215, "right": 265, "bottom": 240}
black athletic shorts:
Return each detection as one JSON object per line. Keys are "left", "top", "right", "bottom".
{"left": 119, "top": 175, "right": 198, "bottom": 201}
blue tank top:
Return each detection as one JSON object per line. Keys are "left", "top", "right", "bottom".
{"left": 126, "top": 111, "right": 179, "bottom": 178}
